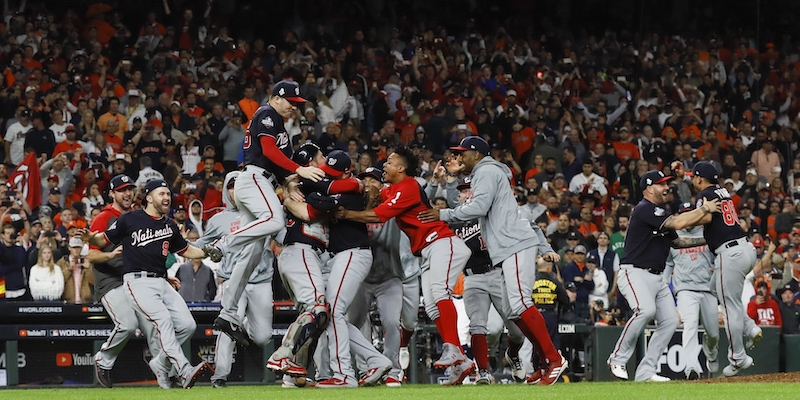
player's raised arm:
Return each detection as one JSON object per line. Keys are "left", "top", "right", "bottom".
{"left": 80, "top": 228, "right": 109, "bottom": 248}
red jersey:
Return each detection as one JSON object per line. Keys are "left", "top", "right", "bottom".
{"left": 89, "top": 204, "right": 123, "bottom": 250}
{"left": 372, "top": 176, "right": 454, "bottom": 255}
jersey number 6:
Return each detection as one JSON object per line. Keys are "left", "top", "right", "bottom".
{"left": 720, "top": 199, "right": 738, "bottom": 227}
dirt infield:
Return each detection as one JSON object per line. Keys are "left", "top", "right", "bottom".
{"left": 689, "top": 372, "right": 800, "bottom": 383}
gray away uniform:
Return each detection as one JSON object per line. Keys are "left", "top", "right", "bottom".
{"left": 193, "top": 172, "right": 274, "bottom": 382}
{"left": 664, "top": 226, "right": 719, "bottom": 376}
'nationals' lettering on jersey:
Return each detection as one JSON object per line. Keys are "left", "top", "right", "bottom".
{"left": 130, "top": 225, "right": 175, "bottom": 247}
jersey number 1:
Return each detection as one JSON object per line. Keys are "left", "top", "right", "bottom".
{"left": 720, "top": 199, "right": 738, "bottom": 226}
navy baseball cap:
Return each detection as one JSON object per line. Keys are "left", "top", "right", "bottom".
{"left": 293, "top": 142, "right": 321, "bottom": 166}
{"left": 678, "top": 201, "right": 696, "bottom": 214}
{"left": 109, "top": 174, "right": 134, "bottom": 191}
{"left": 640, "top": 170, "right": 673, "bottom": 192}
{"left": 691, "top": 162, "right": 719, "bottom": 183}
{"left": 567, "top": 231, "right": 580, "bottom": 241}
{"left": 586, "top": 253, "right": 599, "bottom": 264}
{"left": 272, "top": 80, "right": 307, "bottom": 103}
{"left": 143, "top": 179, "right": 170, "bottom": 197}
{"left": 319, "top": 150, "right": 352, "bottom": 177}
{"left": 457, "top": 176, "right": 472, "bottom": 191}
{"left": 357, "top": 166, "right": 383, "bottom": 182}
{"left": 450, "top": 136, "right": 490, "bottom": 156}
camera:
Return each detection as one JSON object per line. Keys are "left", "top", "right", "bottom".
{"left": 44, "top": 231, "right": 56, "bottom": 238}
{"left": 186, "top": 183, "right": 197, "bottom": 190}
{"left": 0, "top": 200, "right": 12, "bottom": 207}
{"left": 116, "top": 154, "right": 126, "bottom": 160}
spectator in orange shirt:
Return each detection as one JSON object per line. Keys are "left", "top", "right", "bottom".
{"left": 238, "top": 85, "right": 260, "bottom": 124}
{"left": 195, "top": 145, "right": 225, "bottom": 173}
{"left": 511, "top": 120, "right": 536, "bottom": 160}
{"left": 611, "top": 127, "right": 640, "bottom": 163}
{"left": 97, "top": 97, "right": 129, "bottom": 138}
{"left": 52, "top": 125, "right": 84, "bottom": 165}
{"left": 103, "top": 120, "right": 123, "bottom": 154}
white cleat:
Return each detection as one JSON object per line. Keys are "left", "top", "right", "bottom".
{"left": 723, "top": 356, "right": 754, "bottom": 377}
{"left": 398, "top": 347, "right": 410, "bottom": 370}
{"left": 609, "top": 363, "right": 628, "bottom": 380}
{"left": 644, "top": 374, "right": 671, "bottom": 382}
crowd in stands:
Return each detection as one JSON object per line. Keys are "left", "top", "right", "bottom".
{"left": 0, "top": 1, "right": 798, "bottom": 333}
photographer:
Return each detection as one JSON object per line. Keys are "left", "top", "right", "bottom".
{"left": 58, "top": 237, "right": 94, "bottom": 304}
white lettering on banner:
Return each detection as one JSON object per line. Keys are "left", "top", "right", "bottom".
{"left": 84, "top": 306, "right": 104, "bottom": 313}
{"left": 131, "top": 226, "right": 174, "bottom": 247}
{"left": 558, "top": 324, "right": 576, "bottom": 334}
{"left": 656, "top": 344, "right": 686, "bottom": 374}
{"left": 21, "top": 329, "right": 47, "bottom": 337}
{"left": 71, "top": 353, "right": 94, "bottom": 366}
{"left": 50, "top": 329, "right": 113, "bottom": 337}
{"left": 0, "top": 353, "right": 27, "bottom": 368}
{"left": 645, "top": 328, "right": 706, "bottom": 377}
{"left": 18, "top": 306, "right": 63, "bottom": 313}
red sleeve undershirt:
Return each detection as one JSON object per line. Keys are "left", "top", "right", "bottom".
{"left": 328, "top": 178, "right": 361, "bottom": 194}
{"left": 260, "top": 136, "right": 300, "bottom": 173}
{"left": 306, "top": 204, "right": 325, "bottom": 221}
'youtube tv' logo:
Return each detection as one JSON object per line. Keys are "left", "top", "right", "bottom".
{"left": 56, "top": 353, "right": 72, "bottom": 367}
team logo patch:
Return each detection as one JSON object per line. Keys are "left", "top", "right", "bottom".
{"left": 262, "top": 116, "right": 274, "bottom": 128}
{"left": 278, "top": 87, "right": 286, "bottom": 96}
{"left": 654, "top": 207, "right": 665, "bottom": 216}
{"left": 327, "top": 158, "right": 337, "bottom": 166}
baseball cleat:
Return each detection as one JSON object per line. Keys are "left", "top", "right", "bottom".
{"left": 686, "top": 370, "right": 700, "bottom": 380}
{"left": 475, "top": 369, "right": 494, "bottom": 385}
{"left": 722, "top": 356, "right": 754, "bottom": 377}
{"left": 181, "top": 362, "right": 211, "bottom": 389}
{"left": 746, "top": 326, "right": 762, "bottom": 350}
{"left": 442, "top": 360, "right": 474, "bottom": 386}
{"left": 213, "top": 317, "right": 251, "bottom": 347}
{"left": 398, "top": 346, "right": 410, "bottom": 370}
{"left": 526, "top": 369, "right": 544, "bottom": 384}
{"left": 267, "top": 356, "right": 308, "bottom": 377}
{"left": 504, "top": 350, "right": 525, "bottom": 383}
{"left": 706, "top": 357, "right": 719, "bottom": 374}
{"left": 434, "top": 343, "right": 465, "bottom": 369}
{"left": 538, "top": 356, "right": 568, "bottom": 386}
{"left": 211, "top": 379, "right": 227, "bottom": 388}
{"left": 644, "top": 374, "right": 671, "bottom": 382}
{"left": 203, "top": 244, "right": 224, "bottom": 262}
{"left": 95, "top": 363, "right": 113, "bottom": 388}
{"left": 609, "top": 363, "right": 628, "bottom": 380}
{"left": 316, "top": 377, "right": 357, "bottom": 388}
{"left": 384, "top": 376, "right": 401, "bottom": 387}
{"left": 148, "top": 357, "right": 173, "bottom": 389}
{"left": 358, "top": 365, "right": 391, "bottom": 387}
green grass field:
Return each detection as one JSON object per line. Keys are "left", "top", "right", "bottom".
{"left": 2, "top": 382, "right": 799, "bottom": 400}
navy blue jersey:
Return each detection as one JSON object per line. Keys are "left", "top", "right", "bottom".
{"left": 103, "top": 209, "right": 189, "bottom": 275}
{"left": 696, "top": 185, "right": 745, "bottom": 250}
{"left": 283, "top": 177, "right": 335, "bottom": 250}
{"left": 620, "top": 199, "right": 677, "bottom": 271}
{"left": 242, "top": 105, "right": 293, "bottom": 176}
{"left": 449, "top": 219, "right": 492, "bottom": 270}
{"left": 317, "top": 192, "right": 369, "bottom": 254}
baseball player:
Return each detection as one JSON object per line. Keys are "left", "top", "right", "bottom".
{"left": 418, "top": 137, "right": 566, "bottom": 385}
{"left": 450, "top": 176, "right": 527, "bottom": 385}
{"left": 397, "top": 231, "right": 421, "bottom": 377}
{"left": 287, "top": 153, "right": 392, "bottom": 388}
{"left": 212, "top": 81, "right": 325, "bottom": 347}
{"left": 267, "top": 145, "right": 364, "bottom": 380}
{"left": 191, "top": 172, "right": 275, "bottom": 388}
{"left": 335, "top": 146, "right": 473, "bottom": 384}
{"left": 688, "top": 162, "right": 761, "bottom": 376}
{"left": 349, "top": 167, "right": 406, "bottom": 386}
{"left": 90, "top": 175, "right": 167, "bottom": 388}
{"left": 607, "top": 170, "right": 720, "bottom": 382}
{"left": 81, "top": 179, "right": 220, "bottom": 389}
{"left": 663, "top": 202, "right": 720, "bottom": 380}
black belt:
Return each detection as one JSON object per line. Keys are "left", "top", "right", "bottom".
{"left": 723, "top": 236, "right": 748, "bottom": 250}
{"left": 633, "top": 265, "right": 665, "bottom": 275}
{"left": 330, "top": 246, "right": 370, "bottom": 256}
{"left": 463, "top": 263, "right": 496, "bottom": 276}
{"left": 125, "top": 271, "right": 166, "bottom": 279}
{"left": 245, "top": 165, "right": 278, "bottom": 189}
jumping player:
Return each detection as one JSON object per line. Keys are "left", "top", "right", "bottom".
{"left": 81, "top": 179, "right": 219, "bottom": 389}
{"left": 192, "top": 172, "right": 274, "bottom": 388}
{"left": 607, "top": 170, "right": 719, "bottom": 382}
{"left": 212, "top": 81, "right": 325, "bottom": 347}
{"left": 663, "top": 202, "right": 720, "bottom": 379}
{"left": 418, "top": 137, "right": 566, "bottom": 385}
{"left": 335, "top": 146, "right": 473, "bottom": 385}
{"left": 689, "top": 161, "right": 761, "bottom": 376}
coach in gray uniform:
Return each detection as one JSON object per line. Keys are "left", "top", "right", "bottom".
{"left": 664, "top": 203, "right": 720, "bottom": 379}
{"left": 193, "top": 172, "right": 274, "bottom": 388}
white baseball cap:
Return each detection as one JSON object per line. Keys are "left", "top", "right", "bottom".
{"left": 507, "top": 89, "right": 517, "bottom": 97}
